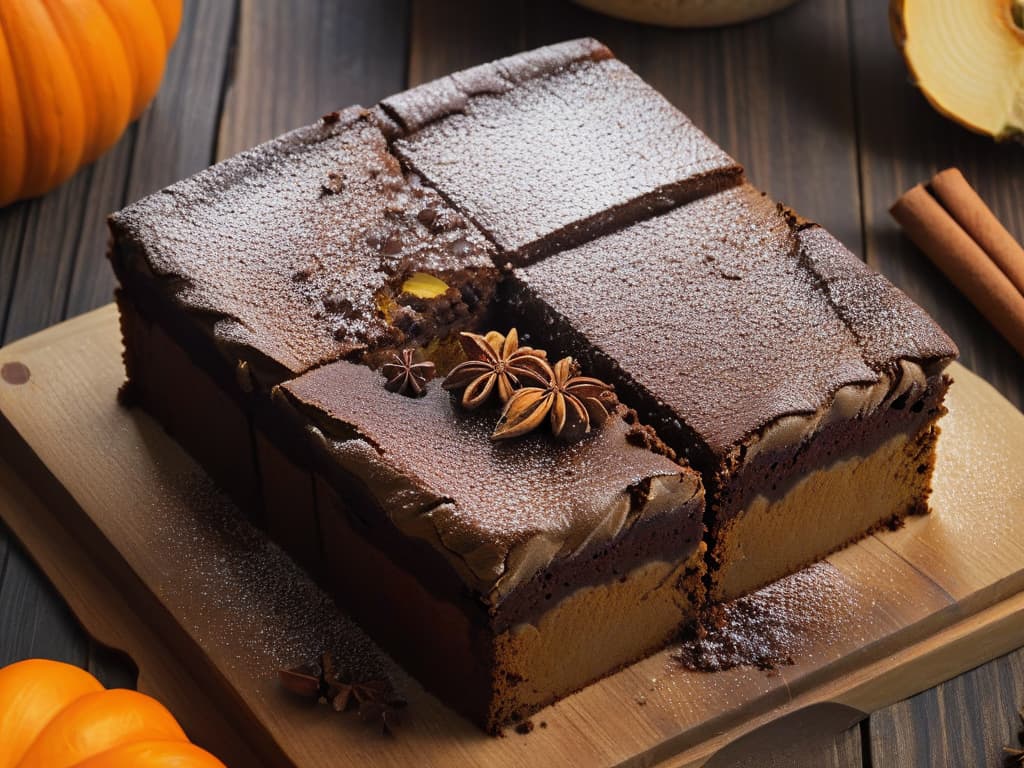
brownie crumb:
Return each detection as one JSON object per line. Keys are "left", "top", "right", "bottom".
{"left": 515, "top": 719, "right": 535, "bottom": 735}
{"left": 622, "top": 407, "right": 677, "bottom": 461}
{"left": 321, "top": 171, "right": 345, "bottom": 196}
{"left": 674, "top": 563, "right": 858, "bottom": 672}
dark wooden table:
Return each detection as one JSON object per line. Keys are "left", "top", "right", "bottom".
{"left": 1, "top": 1, "right": 1022, "bottom": 765}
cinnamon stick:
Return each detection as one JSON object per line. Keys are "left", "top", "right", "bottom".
{"left": 890, "top": 184, "right": 1024, "bottom": 358}
{"left": 929, "top": 168, "right": 1024, "bottom": 297}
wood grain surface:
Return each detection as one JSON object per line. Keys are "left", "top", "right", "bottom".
{"left": 1, "top": 1, "right": 1022, "bottom": 765}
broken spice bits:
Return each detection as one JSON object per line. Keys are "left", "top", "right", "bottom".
{"left": 278, "top": 652, "right": 407, "bottom": 735}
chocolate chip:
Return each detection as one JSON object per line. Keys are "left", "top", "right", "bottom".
{"left": 382, "top": 232, "right": 403, "bottom": 255}
{"left": 321, "top": 111, "right": 341, "bottom": 125}
{"left": 323, "top": 293, "right": 354, "bottom": 314}
{"left": 448, "top": 237, "right": 473, "bottom": 258}
{"left": 424, "top": 209, "right": 466, "bottom": 234}
{"left": 416, "top": 207, "right": 438, "bottom": 226}
{"left": 390, "top": 306, "right": 416, "bottom": 332}
{"left": 459, "top": 284, "right": 479, "bottom": 307}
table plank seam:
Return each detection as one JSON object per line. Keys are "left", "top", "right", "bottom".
{"left": 58, "top": 162, "right": 113, "bottom": 323}
{"left": 859, "top": 719, "right": 873, "bottom": 768}
{"left": 210, "top": 0, "right": 242, "bottom": 165}
{"left": 844, "top": 0, "right": 869, "bottom": 263}
{"left": 0, "top": 210, "right": 30, "bottom": 343}
{"left": 0, "top": 526, "right": 11, "bottom": 603}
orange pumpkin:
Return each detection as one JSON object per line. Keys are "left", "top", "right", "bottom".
{"left": 0, "top": 658, "right": 226, "bottom": 768}
{"left": 0, "top": 0, "right": 182, "bottom": 207}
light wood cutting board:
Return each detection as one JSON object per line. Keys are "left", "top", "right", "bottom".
{"left": 0, "top": 304, "right": 1022, "bottom": 768}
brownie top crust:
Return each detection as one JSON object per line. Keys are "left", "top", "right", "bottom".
{"left": 108, "top": 107, "right": 497, "bottom": 386}
{"left": 380, "top": 38, "right": 743, "bottom": 266}
{"left": 278, "top": 359, "right": 704, "bottom": 605}
{"left": 513, "top": 185, "right": 958, "bottom": 468}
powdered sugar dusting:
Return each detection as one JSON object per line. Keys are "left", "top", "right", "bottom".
{"left": 674, "top": 562, "right": 863, "bottom": 672}
{"left": 148, "top": 468, "right": 394, "bottom": 685}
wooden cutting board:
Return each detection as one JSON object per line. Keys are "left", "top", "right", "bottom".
{"left": 1, "top": 304, "right": 1023, "bottom": 768}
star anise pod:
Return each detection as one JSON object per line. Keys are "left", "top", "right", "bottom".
{"left": 327, "top": 677, "right": 389, "bottom": 713}
{"left": 279, "top": 652, "right": 407, "bottom": 735}
{"left": 492, "top": 356, "right": 614, "bottom": 443}
{"left": 442, "top": 328, "right": 549, "bottom": 408}
{"left": 278, "top": 661, "right": 323, "bottom": 698}
{"left": 382, "top": 348, "right": 435, "bottom": 397}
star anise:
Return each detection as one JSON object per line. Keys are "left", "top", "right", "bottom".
{"left": 278, "top": 661, "right": 322, "bottom": 698}
{"left": 382, "top": 348, "right": 435, "bottom": 397}
{"left": 492, "top": 356, "right": 614, "bottom": 442}
{"left": 442, "top": 328, "right": 549, "bottom": 408}
{"left": 278, "top": 652, "right": 406, "bottom": 735}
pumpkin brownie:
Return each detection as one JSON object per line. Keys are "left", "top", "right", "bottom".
{"left": 274, "top": 356, "right": 706, "bottom": 731}
{"left": 107, "top": 37, "right": 958, "bottom": 734}
{"left": 109, "top": 106, "right": 499, "bottom": 565}
{"left": 509, "top": 184, "right": 958, "bottom": 600}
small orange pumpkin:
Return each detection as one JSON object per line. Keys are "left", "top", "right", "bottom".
{"left": 0, "top": 0, "right": 182, "bottom": 207}
{"left": 0, "top": 658, "right": 226, "bottom": 768}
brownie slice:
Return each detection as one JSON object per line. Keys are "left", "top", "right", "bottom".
{"left": 109, "top": 106, "right": 499, "bottom": 547}
{"left": 109, "top": 106, "right": 499, "bottom": 390}
{"left": 379, "top": 38, "right": 743, "bottom": 266}
{"left": 275, "top": 359, "right": 706, "bottom": 731}
{"left": 509, "top": 184, "right": 958, "bottom": 600}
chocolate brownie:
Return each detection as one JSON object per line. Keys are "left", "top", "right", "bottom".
{"left": 510, "top": 184, "right": 957, "bottom": 599}
{"left": 379, "top": 38, "right": 743, "bottom": 266}
{"left": 275, "top": 358, "right": 705, "bottom": 729}
{"left": 109, "top": 107, "right": 499, "bottom": 389}
{"left": 108, "top": 38, "right": 957, "bottom": 734}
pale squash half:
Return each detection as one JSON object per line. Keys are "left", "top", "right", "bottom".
{"left": 890, "top": 0, "right": 1024, "bottom": 141}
